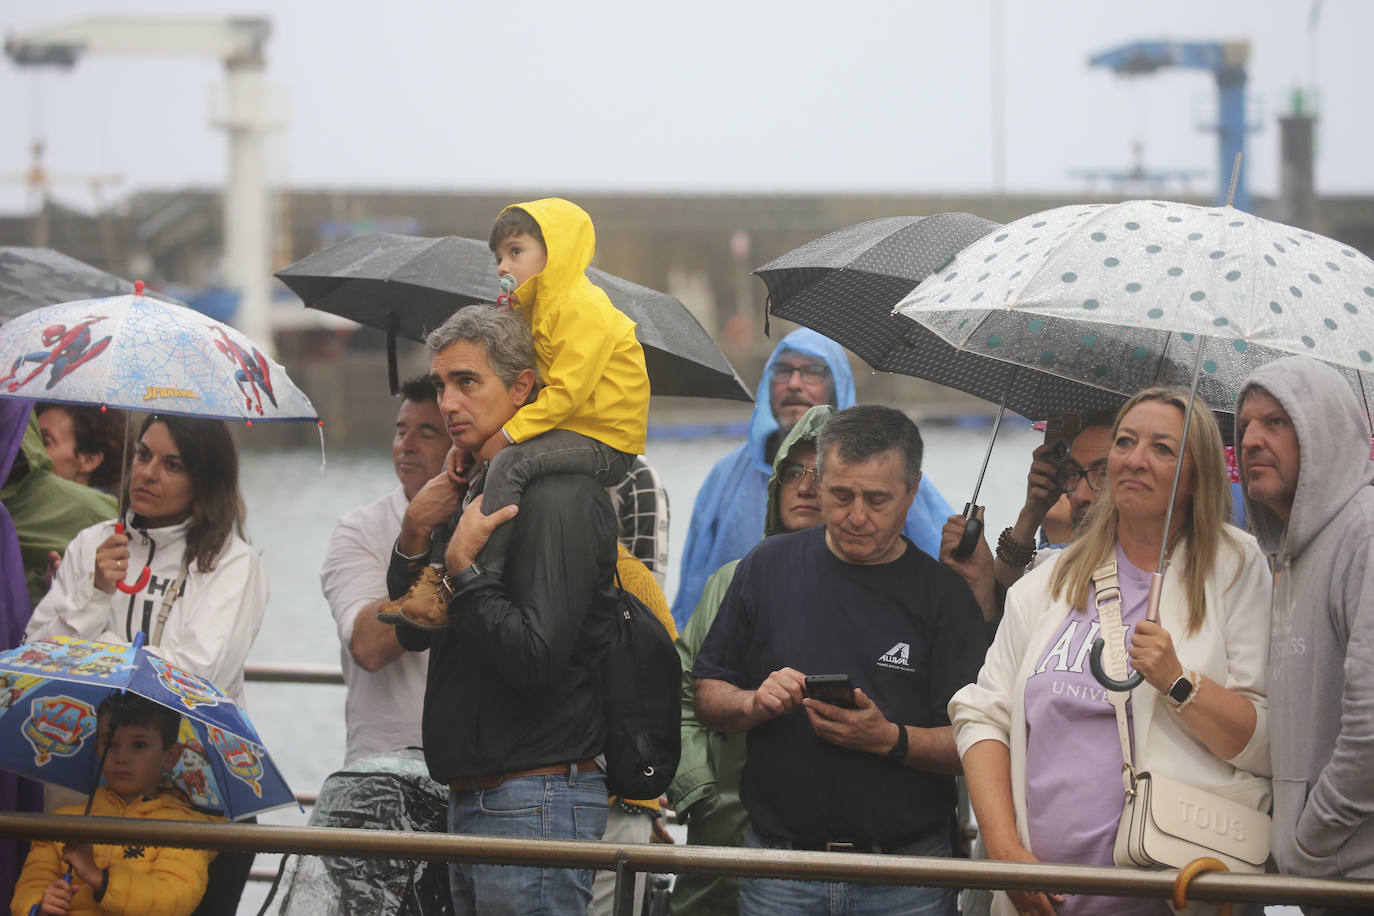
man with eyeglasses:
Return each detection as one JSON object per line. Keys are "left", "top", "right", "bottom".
{"left": 672, "top": 328, "right": 952, "bottom": 629}
{"left": 939, "top": 415, "right": 1114, "bottom": 628}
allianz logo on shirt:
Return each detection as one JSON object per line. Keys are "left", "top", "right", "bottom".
{"left": 877, "top": 642, "right": 914, "bottom": 672}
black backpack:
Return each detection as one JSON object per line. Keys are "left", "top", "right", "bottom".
{"left": 596, "top": 577, "right": 681, "bottom": 800}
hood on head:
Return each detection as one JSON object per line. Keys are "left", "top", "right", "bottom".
{"left": 748, "top": 328, "right": 855, "bottom": 471}
{"left": 2, "top": 410, "right": 52, "bottom": 495}
{"left": 764, "top": 404, "right": 835, "bottom": 537}
{"left": 500, "top": 198, "right": 596, "bottom": 313}
{"left": 0, "top": 401, "right": 36, "bottom": 489}
{"left": 1236, "top": 355, "right": 1374, "bottom": 558}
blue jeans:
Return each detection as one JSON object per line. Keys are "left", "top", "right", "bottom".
{"left": 447, "top": 765, "right": 609, "bottom": 916}
{"left": 739, "top": 825, "right": 957, "bottom": 916}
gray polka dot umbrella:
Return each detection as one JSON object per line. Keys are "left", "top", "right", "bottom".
{"left": 896, "top": 199, "right": 1374, "bottom": 689}
{"left": 894, "top": 200, "right": 1374, "bottom": 397}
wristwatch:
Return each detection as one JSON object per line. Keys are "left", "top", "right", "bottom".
{"left": 1166, "top": 670, "right": 1198, "bottom": 711}
{"left": 886, "top": 724, "right": 909, "bottom": 761}
{"left": 440, "top": 563, "right": 485, "bottom": 597}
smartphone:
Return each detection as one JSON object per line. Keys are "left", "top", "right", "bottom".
{"left": 804, "top": 674, "right": 858, "bottom": 709}
{"left": 1043, "top": 412, "right": 1083, "bottom": 488}
{"left": 1043, "top": 412, "right": 1083, "bottom": 465}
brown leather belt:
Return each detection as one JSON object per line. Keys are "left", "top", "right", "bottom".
{"left": 450, "top": 759, "right": 599, "bottom": 793}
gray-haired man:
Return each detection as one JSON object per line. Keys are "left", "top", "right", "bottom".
{"left": 693, "top": 404, "right": 987, "bottom": 915}
{"left": 389, "top": 305, "right": 618, "bottom": 915}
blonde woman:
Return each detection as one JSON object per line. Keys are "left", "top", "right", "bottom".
{"left": 951, "top": 388, "right": 1272, "bottom": 916}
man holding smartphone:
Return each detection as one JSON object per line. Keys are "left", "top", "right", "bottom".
{"left": 940, "top": 413, "right": 1115, "bottom": 627}
{"left": 693, "top": 405, "right": 987, "bottom": 916}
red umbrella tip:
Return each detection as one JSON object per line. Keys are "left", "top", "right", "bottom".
{"left": 134, "top": 280, "right": 145, "bottom": 296}
{"left": 99, "top": 404, "right": 107, "bottom": 412}
{"left": 245, "top": 419, "right": 253, "bottom": 428}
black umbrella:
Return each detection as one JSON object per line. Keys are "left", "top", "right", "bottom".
{"left": 753, "top": 213, "right": 1126, "bottom": 412}
{"left": 755, "top": 213, "right": 1209, "bottom": 557}
{"left": 276, "top": 233, "right": 752, "bottom": 401}
{"left": 0, "top": 247, "right": 181, "bottom": 324}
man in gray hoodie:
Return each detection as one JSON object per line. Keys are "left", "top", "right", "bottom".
{"left": 1237, "top": 355, "right": 1374, "bottom": 893}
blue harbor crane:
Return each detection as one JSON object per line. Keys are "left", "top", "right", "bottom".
{"left": 1090, "top": 40, "right": 1254, "bottom": 212}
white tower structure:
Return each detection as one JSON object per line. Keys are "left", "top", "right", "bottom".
{"left": 5, "top": 16, "right": 278, "bottom": 352}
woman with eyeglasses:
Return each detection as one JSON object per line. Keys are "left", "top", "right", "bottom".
{"left": 949, "top": 388, "right": 1272, "bottom": 916}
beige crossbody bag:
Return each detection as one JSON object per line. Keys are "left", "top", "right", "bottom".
{"left": 1090, "top": 561, "right": 1269, "bottom": 873}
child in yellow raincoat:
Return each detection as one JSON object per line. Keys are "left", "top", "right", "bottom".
{"left": 389, "top": 197, "right": 650, "bottom": 621}
{"left": 11, "top": 697, "right": 220, "bottom": 916}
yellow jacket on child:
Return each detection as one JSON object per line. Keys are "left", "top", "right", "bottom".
{"left": 11, "top": 787, "right": 220, "bottom": 916}
{"left": 501, "top": 198, "right": 650, "bottom": 455}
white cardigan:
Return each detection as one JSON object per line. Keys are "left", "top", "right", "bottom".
{"left": 26, "top": 515, "right": 268, "bottom": 707}
{"left": 950, "top": 525, "right": 1272, "bottom": 915}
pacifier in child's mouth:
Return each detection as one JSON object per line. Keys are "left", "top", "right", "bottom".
{"left": 496, "top": 274, "right": 517, "bottom": 308}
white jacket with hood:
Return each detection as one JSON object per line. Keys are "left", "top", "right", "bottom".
{"left": 25, "top": 514, "right": 267, "bottom": 707}
{"left": 1239, "top": 355, "right": 1374, "bottom": 880}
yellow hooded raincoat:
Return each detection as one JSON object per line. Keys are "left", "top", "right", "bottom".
{"left": 499, "top": 198, "right": 650, "bottom": 455}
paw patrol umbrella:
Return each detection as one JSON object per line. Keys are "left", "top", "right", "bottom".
{"left": 0, "top": 635, "right": 296, "bottom": 821}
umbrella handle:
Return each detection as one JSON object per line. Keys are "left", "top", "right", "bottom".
{"left": 112, "top": 522, "right": 151, "bottom": 594}
{"left": 1088, "top": 637, "right": 1146, "bottom": 691}
{"left": 952, "top": 503, "right": 983, "bottom": 559}
{"left": 28, "top": 873, "right": 72, "bottom": 915}
{"left": 116, "top": 567, "right": 151, "bottom": 594}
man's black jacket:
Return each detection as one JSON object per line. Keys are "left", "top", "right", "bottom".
{"left": 392, "top": 474, "right": 618, "bottom": 781}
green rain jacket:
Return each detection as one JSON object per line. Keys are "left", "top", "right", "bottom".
{"left": 0, "top": 412, "right": 116, "bottom": 607}
{"left": 667, "top": 404, "right": 834, "bottom": 916}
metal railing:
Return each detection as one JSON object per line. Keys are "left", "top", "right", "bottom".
{"left": 223, "top": 662, "right": 1374, "bottom": 914}
{"left": 244, "top": 662, "right": 344, "bottom": 686}
{"left": 4, "top": 813, "right": 1373, "bottom": 915}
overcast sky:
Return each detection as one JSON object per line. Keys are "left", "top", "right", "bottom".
{"left": 0, "top": 0, "right": 1367, "bottom": 215}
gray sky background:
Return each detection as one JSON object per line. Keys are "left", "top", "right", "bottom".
{"left": 0, "top": 0, "right": 1368, "bottom": 215}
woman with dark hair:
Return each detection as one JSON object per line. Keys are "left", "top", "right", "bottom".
{"left": 25, "top": 414, "right": 267, "bottom": 916}
{"left": 34, "top": 402, "right": 127, "bottom": 492}
{"left": 26, "top": 414, "right": 267, "bottom": 706}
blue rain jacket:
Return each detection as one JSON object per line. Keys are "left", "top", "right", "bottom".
{"left": 670, "top": 328, "right": 952, "bottom": 628}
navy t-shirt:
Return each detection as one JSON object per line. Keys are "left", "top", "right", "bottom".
{"left": 693, "top": 525, "right": 988, "bottom": 847}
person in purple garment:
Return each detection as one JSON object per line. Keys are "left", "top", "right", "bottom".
{"left": 949, "top": 388, "right": 1273, "bottom": 916}
{"left": 0, "top": 399, "right": 44, "bottom": 907}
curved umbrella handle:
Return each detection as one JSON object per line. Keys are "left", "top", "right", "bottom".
{"left": 111, "top": 521, "right": 151, "bottom": 594}
{"left": 1088, "top": 637, "right": 1145, "bottom": 691}
{"left": 952, "top": 503, "right": 983, "bottom": 560}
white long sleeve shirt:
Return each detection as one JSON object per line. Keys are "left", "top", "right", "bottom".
{"left": 26, "top": 515, "right": 268, "bottom": 707}
{"left": 320, "top": 488, "right": 427, "bottom": 765}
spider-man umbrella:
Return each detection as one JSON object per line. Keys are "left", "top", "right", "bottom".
{"left": 0, "top": 285, "right": 317, "bottom": 423}
{"left": 0, "top": 635, "right": 297, "bottom": 821}
{"left": 0, "top": 285, "right": 321, "bottom": 593}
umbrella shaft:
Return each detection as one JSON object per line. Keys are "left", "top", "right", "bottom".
{"left": 968, "top": 380, "right": 1012, "bottom": 509}
{"left": 1158, "top": 339, "right": 1206, "bottom": 571}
